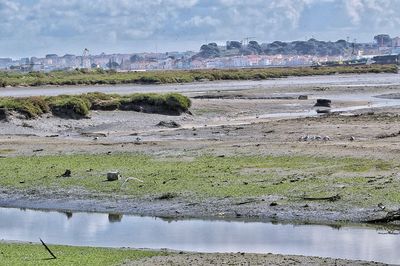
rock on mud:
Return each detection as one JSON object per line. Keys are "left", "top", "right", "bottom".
{"left": 107, "top": 171, "right": 121, "bottom": 181}
{"left": 0, "top": 108, "right": 10, "bottom": 121}
{"left": 298, "top": 95, "right": 308, "bottom": 100}
{"left": 314, "top": 99, "right": 332, "bottom": 108}
{"left": 156, "top": 120, "right": 181, "bottom": 128}
{"left": 61, "top": 169, "right": 72, "bottom": 177}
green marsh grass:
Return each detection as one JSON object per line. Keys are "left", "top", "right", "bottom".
{"left": 0, "top": 154, "right": 398, "bottom": 207}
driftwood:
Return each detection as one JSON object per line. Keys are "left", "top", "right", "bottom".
{"left": 302, "top": 194, "right": 341, "bottom": 202}
{"left": 162, "top": 178, "right": 177, "bottom": 184}
{"left": 366, "top": 210, "right": 400, "bottom": 224}
{"left": 235, "top": 199, "right": 259, "bottom": 205}
{"left": 40, "top": 238, "right": 57, "bottom": 259}
{"left": 376, "top": 131, "right": 400, "bottom": 139}
{"left": 120, "top": 177, "right": 144, "bottom": 188}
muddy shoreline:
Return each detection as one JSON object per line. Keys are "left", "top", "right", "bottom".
{"left": 0, "top": 187, "right": 389, "bottom": 225}
{"left": 128, "top": 252, "right": 388, "bottom": 266}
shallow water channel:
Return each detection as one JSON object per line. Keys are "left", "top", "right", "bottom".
{"left": 1, "top": 207, "right": 399, "bottom": 264}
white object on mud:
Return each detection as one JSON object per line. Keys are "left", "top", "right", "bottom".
{"left": 120, "top": 177, "right": 144, "bottom": 188}
{"left": 107, "top": 171, "right": 120, "bottom": 181}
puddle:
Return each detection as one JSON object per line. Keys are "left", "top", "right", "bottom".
{"left": 257, "top": 92, "right": 400, "bottom": 119}
{"left": 0, "top": 207, "right": 399, "bottom": 264}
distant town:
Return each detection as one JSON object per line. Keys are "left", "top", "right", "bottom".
{"left": 1, "top": 34, "right": 399, "bottom": 72}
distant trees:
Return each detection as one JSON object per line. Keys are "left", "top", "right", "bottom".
{"left": 194, "top": 36, "right": 391, "bottom": 58}
{"left": 247, "top": 41, "right": 262, "bottom": 54}
{"left": 196, "top": 43, "right": 220, "bottom": 58}
{"left": 226, "top": 41, "right": 242, "bottom": 50}
{"left": 374, "top": 34, "right": 392, "bottom": 47}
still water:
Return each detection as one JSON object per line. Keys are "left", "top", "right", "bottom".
{"left": 0, "top": 207, "right": 399, "bottom": 264}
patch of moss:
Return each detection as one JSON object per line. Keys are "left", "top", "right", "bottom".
{"left": 0, "top": 242, "right": 162, "bottom": 266}
{"left": 0, "top": 154, "right": 398, "bottom": 208}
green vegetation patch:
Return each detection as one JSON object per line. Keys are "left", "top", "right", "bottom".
{"left": 0, "top": 92, "right": 191, "bottom": 119}
{"left": 48, "top": 95, "right": 91, "bottom": 118}
{"left": 0, "top": 242, "right": 161, "bottom": 266}
{"left": 0, "top": 64, "right": 396, "bottom": 88}
{"left": 0, "top": 154, "right": 398, "bottom": 207}
{"left": 0, "top": 96, "right": 49, "bottom": 118}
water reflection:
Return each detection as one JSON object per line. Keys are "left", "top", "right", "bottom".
{"left": 64, "top": 211, "right": 73, "bottom": 219}
{"left": 0, "top": 207, "right": 399, "bottom": 264}
{"left": 108, "top": 213, "right": 123, "bottom": 223}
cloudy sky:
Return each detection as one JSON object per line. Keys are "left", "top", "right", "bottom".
{"left": 1, "top": 0, "right": 399, "bottom": 58}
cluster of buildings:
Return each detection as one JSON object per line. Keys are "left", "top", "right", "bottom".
{"left": 1, "top": 36, "right": 400, "bottom": 72}
{"left": 0, "top": 51, "right": 195, "bottom": 72}
{"left": 0, "top": 53, "right": 347, "bottom": 72}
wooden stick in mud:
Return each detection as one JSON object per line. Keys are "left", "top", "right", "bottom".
{"left": 39, "top": 238, "right": 57, "bottom": 259}
{"left": 302, "top": 194, "right": 341, "bottom": 202}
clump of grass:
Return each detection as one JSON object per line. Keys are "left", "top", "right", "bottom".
{"left": 84, "top": 92, "right": 121, "bottom": 110}
{"left": 120, "top": 92, "right": 191, "bottom": 114}
{"left": 165, "top": 93, "right": 192, "bottom": 112}
{"left": 0, "top": 96, "right": 49, "bottom": 118}
{"left": 48, "top": 95, "right": 91, "bottom": 118}
{"left": 0, "top": 92, "right": 191, "bottom": 119}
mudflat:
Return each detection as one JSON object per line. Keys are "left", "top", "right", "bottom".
{"left": 1, "top": 73, "right": 400, "bottom": 265}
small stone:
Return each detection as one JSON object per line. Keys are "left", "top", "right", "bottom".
{"left": 298, "top": 95, "right": 308, "bottom": 100}
{"left": 323, "top": 136, "right": 331, "bottom": 141}
{"left": 156, "top": 120, "right": 181, "bottom": 128}
{"left": 61, "top": 169, "right": 71, "bottom": 177}
{"left": 107, "top": 171, "right": 120, "bottom": 181}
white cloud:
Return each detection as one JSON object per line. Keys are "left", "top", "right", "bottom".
{"left": 345, "top": 0, "right": 365, "bottom": 24}
{"left": 0, "top": 0, "right": 400, "bottom": 57}
{"left": 344, "top": 0, "right": 400, "bottom": 29}
{"left": 183, "top": 16, "right": 220, "bottom": 27}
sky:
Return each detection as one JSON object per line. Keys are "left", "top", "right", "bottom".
{"left": 0, "top": 0, "right": 400, "bottom": 58}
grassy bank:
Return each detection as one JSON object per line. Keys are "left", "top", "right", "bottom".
{"left": 0, "top": 242, "right": 161, "bottom": 265}
{"left": 0, "top": 64, "right": 397, "bottom": 87}
{"left": 0, "top": 154, "right": 398, "bottom": 208}
{"left": 0, "top": 92, "right": 191, "bottom": 118}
